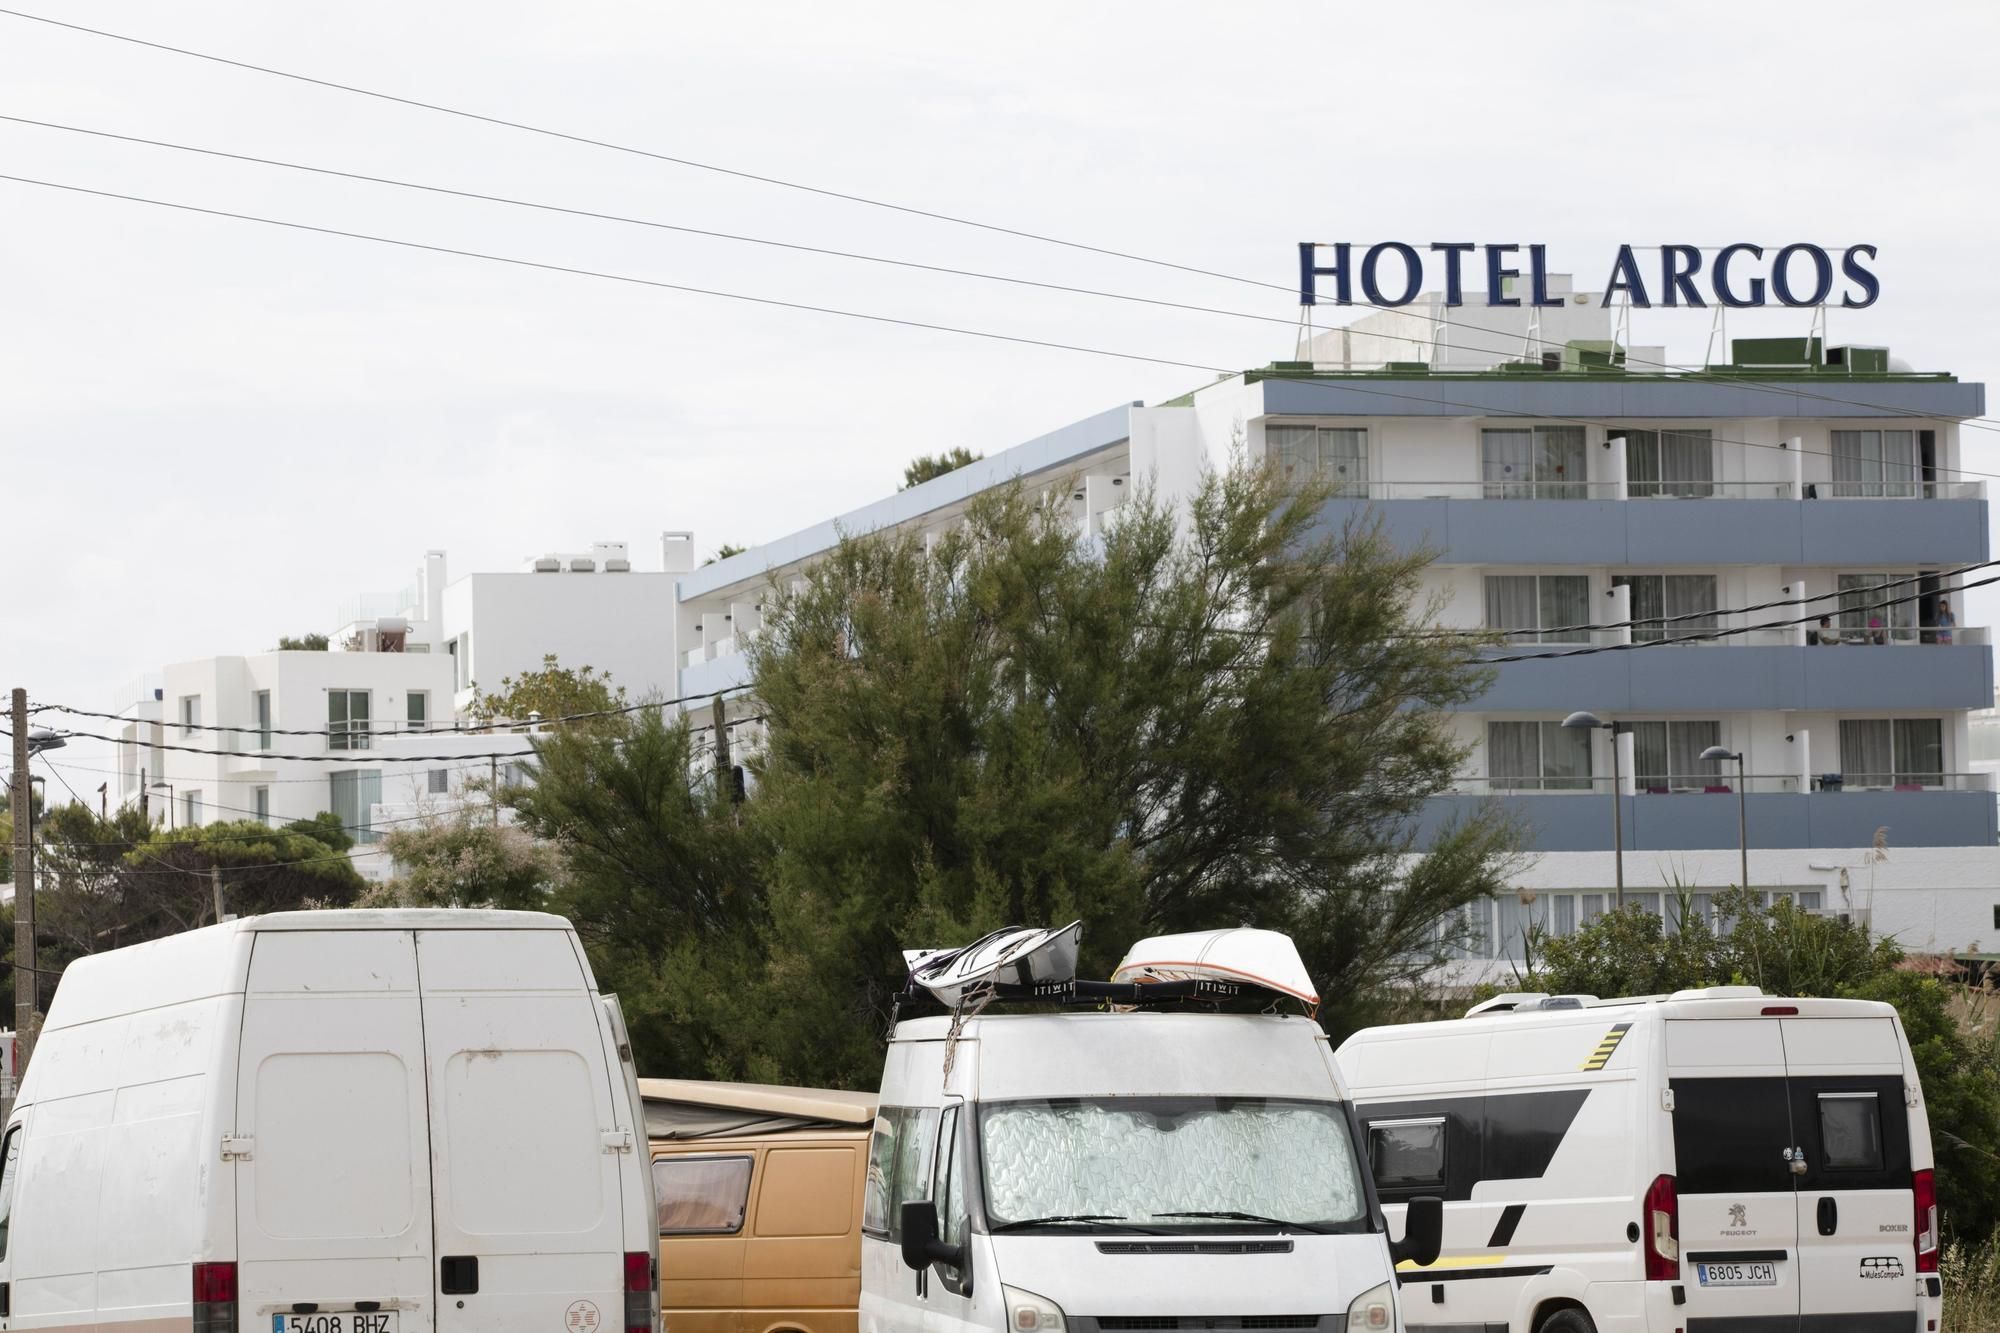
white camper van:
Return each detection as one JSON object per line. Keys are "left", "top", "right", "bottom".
{"left": 0, "top": 910, "right": 660, "bottom": 1333}
{"left": 864, "top": 927, "right": 1440, "bottom": 1333}
{"left": 1335, "top": 986, "right": 1941, "bottom": 1333}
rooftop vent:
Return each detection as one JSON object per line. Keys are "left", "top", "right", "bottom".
{"left": 569, "top": 557, "right": 596, "bottom": 573}
{"left": 603, "top": 558, "right": 631, "bottom": 572}
{"left": 532, "top": 556, "right": 560, "bottom": 573}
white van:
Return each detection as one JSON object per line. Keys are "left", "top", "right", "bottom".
{"left": 0, "top": 909, "right": 660, "bottom": 1333}
{"left": 862, "top": 1008, "right": 1439, "bottom": 1333}
{"left": 1335, "top": 986, "right": 1941, "bottom": 1333}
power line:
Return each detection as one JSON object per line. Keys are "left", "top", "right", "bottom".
{"left": 47, "top": 725, "right": 540, "bottom": 764}
{"left": 3, "top": 171, "right": 1992, "bottom": 491}
{"left": 5, "top": 113, "right": 1996, "bottom": 452}
{"left": 2, "top": 15, "right": 1993, "bottom": 436}
{"left": 41, "top": 682, "right": 753, "bottom": 738}
{"left": 45, "top": 754, "right": 502, "bottom": 786}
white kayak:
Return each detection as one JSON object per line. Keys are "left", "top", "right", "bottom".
{"left": 1111, "top": 927, "right": 1318, "bottom": 1006}
{"left": 907, "top": 921, "right": 1082, "bottom": 1007}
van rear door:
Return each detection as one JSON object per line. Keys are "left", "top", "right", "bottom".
{"left": 1783, "top": 1016, "right": 1916, "bottom": 1333}
{"left": 417, "top": 929, "right": 629, "bottom": 1333}
{"left": 1666, "top": 1018, "right": 1799, "bottom": 1330}
{"left": 235, "top": 928, "right": 436, "bottom": 1333}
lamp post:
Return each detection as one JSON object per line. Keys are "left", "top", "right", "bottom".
{"left": 148, "top": 780, "right": 175, "bottom": 830}
{"left": 1562, "top": 711, "right": 1625, "bottom": 909}
{"left": 1701, "top": 745, "right": 1750, "bottom": 893}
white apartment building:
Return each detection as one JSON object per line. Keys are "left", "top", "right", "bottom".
{"left": 107, "top": 538, "right": 684, "bottom": 877}
{"left": 668, "top": 290, "right": 1999, "bottom": 974}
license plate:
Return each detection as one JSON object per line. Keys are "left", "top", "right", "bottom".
{"left": 274, "top": 1314, "right": 398, "bottom": 1333}
{"left": 1696, "top": 1261, "right": 1778, "bottom": 1287}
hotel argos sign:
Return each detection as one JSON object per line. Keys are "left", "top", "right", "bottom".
{"left": 1297, "top": 242, "right": 1880, "bottom": 309}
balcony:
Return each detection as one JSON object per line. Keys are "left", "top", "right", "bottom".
{"left": 1416, "top": 773, "right": 1998, "bottom": 852}
{"left": 1477, "top": 626, "right": 1993, "bottom": 713}
{"left": 1311, "top": 480, "right": 1988, "bottom": 567}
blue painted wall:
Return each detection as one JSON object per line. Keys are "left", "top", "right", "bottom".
{"left": 1478, "top": 643, "right": 1993, "bottom": 713}
{"left": 1416, "top": 790, "right": 1997, "bottom": 851}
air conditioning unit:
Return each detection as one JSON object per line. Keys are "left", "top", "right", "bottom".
{"left": 532, "top": 556, "right": 560, "bottom": 573}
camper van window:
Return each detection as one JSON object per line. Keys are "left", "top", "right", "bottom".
{"left": 1818, "top": 1092, "right": 1885, "bottom": 1173}
{"left": 935, "top": 1105, "right": 967, "bottom": 1252}
{"left": 1368, "top": 1118, "right": 1446, "bottom": 1193}
{"left": 0, "top": 1125, "right": 20, "bottom": 1260}
{"left": 654, "top": 1155, "right": 753, "bottom": 1235}
{"left": 863, "top": 1107, "right": 939, "bottom": 1241}
{"left": 977, "top": 1097, "right": 1367, "bottom": 1233}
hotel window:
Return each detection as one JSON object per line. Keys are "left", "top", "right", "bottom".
{"left": 182, "top": 789, "right": 201, "bottom": 828}
{"left": 254, "top": 690, "right": 272, "bottom": 750}
{"left": 1268, "top": 425, "right": 1368, "bottom": 496}
{"left": 1838, "top": 573, "right": 1918, "bottom": 644}
{"left": 1496, "top": 893, "right": 1551, "bottom": 959}
{"left": 428, "top": 768, "right": 450, "bottom": 795}
{"left": 253, "top": 786, "right": 270, "bottom": 824}
{"left": 1830, "top": 430, "right": 1918, "bottom": 498}
{"left": 1837, "top": 718, "right": 1944, "bottom": 788}
{"left": 1440, "top": 899, "right": 1492, "bottom": 959}
{"left": 1485, "top": 574, "right": 1589, "bottom": 644}
{"left": 328, "top": 689, "right": 372, "bottom": 751}
{"left": 179, "top": 694, "right": 201, "bottom": 736}
{"left": 1481, "top": 425, "right": 1586, "bottom": 499}
{"left": 1613, "top": 574, "right": 1718, "bottom": 644}
{"left": 1624, "top": 429, "right": 1715, "bottom": 498}
{"left": 1629, "top": 720, "right": 1724, "bottom": 791}
{"left": 407, "top": 691, "right": 428, "bottom": 734}
{"left": 1486, "top": 720, "right": 1593, "bottom": 791}
{"left": 329, "top": 769, "right": 383, "bottom": 843}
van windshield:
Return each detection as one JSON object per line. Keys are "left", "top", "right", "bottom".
{"left": 977, "top": 1097, "right": 1369, "bottom": 1233}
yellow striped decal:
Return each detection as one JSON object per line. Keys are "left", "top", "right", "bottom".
{"left": 1581, "top": 1022, "right": 1633, "bottom": 1071}
{"left": 1395, "top": 1254, "right": 1509, "bottom": 1272}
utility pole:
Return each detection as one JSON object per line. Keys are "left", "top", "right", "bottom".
{"left": 710, "top": 693, "right": 732, "bottom": 799}
{"left": 210, "top": 864, "right": 225, "bottom": 924}
{"left": 12, "top": 687, "right": 37, "bottom": 1078}
{"left": 139, "top": 766, "right": 148, "bottom": 824}
{"left": 489, "top": 755, "right": 499, "bottom": 827}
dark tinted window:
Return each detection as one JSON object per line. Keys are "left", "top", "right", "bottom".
{"left": 1672, "top": 1078, "right": 1796, "bottom": 1194}
{"left": 0, "top": 1124, "right": 20, "bottom": 1261}
{"left": 1370, "top": 1119, "right": 1446, "bottom": 1191}
{"left": 1818, "top": 1093, "right": 1883, "bottom": 1172}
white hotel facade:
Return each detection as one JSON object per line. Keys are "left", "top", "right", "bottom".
{"left": 671, "top": 286, "right": 1998, "bottom": 972}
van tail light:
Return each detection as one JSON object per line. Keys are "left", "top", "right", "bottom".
{"left": 1914, "top": 1169, "right": 1940, "bottom": 1273}
{"left": 192, "top": 1262, "right": 237, "bottom": 1333}
{"left": 1643, "top": 1174, "right": 1680, "bottom": 1281}
{"left": 623, "top": 1251, "right": 658, "bottom": 1333}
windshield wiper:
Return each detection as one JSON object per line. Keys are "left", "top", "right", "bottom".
{"left": 1152, "top": 1210, "right": 1331, "bottom": 1234}
{"left": 990, "top": 1214, "right": 1165, "bottom": 1233}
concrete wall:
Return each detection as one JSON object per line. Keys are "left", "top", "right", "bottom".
{"left": 444, "top": 571, "right": 680, "bottom": 706}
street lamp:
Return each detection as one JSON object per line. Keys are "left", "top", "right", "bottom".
{"left": 1562, "top": 711, "right": 1625, "bottom": 909}
{"left": 148, "top": 779, "right": 176, "bottom": 830}
{"left": 1701, "top": 745, "right": 1750, "bottom": 893}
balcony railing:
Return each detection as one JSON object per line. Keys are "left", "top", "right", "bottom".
{"left": 1482, "top": 622, "right": 1987, "bottom": 650}
{"left": 1447, "top": 772, "right": 1994, "bottom": 796}
{"left": 1319, "top": 479, "right": 1987, "bottom": 501}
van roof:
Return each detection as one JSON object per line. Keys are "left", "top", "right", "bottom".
{"left": 639, "top": 1079, "right": 877, "bottom": 1140}
{"left": 242, "top": 909, "right": 575, "bottom": 931}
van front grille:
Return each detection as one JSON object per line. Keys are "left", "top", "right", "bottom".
{"left": 1093, "top": 1318, "right": 1321, "bottom": 1332}
{"left": 1093, "top": 1241, "right": 1294, "bottom": 1256}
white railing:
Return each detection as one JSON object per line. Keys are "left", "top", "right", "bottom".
{"left": 1481, "top": 623, "right": 1987, "bottom": 650}
{"left": 1324, "top": 479, "right": 1986, "bottom": 502}
{"left": 1446, "top": 772, "right": 1994, "bottom": 796}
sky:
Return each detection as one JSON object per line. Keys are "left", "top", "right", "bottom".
{"left": 7, "top": 0, "right": 2000, "bottom": 777}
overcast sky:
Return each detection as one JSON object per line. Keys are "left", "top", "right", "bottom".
{"left": 8, "top": 0, "right": 2000, "bottom": 777}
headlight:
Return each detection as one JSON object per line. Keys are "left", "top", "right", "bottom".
{"left": 1346, "top": 1279, "right": 1394, "bottom": 1331}
{"left": 1002, "top": 1285, "right": 1067, "bottom": 1333}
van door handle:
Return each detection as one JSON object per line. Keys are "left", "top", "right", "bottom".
{"left": 1817, "top": 1197, "right": 1838, "bottom": 1236}
{"left": 1, "top": 1278, "right": 11, "bottom": 1316}
{"left": 441, "top": 1256, "right": 479, "bottom": 1295}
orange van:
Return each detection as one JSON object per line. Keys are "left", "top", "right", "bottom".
{"left": 643, "top": 1079, "right": 876, "bottom": 1333}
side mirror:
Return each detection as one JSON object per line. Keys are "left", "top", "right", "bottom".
{"left": 1389, "top": 1196, "right": 1443, "bottom": 1268}
{"left": 898, "top": 1200, "right": 965, "bottom": 1273}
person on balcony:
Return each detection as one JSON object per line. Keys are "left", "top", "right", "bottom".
{"left": 1814, "top": 615, "right": 1841, "bottom": 645}
{"left": 1936, "top": 598, "right": 1957, "bottom": 646}
{"left": 1867, "top": 613, "right": 1888, "bottom": 646}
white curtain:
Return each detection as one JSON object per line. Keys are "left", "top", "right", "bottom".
{"left": 1894, "top": 719, "right": 1944, "bottom": 785}
{"left": 1486, "top": 721, "right": 1540, "bottom": 788}
{"left": 1539, "top": 721, "right": 1593, "bottom": 790}
{"left": 1631, "top": 721, "right": 1671, "bottom": 788}
{"left": 1660, "top": 430, "right": 1715, "bottom": 497}
{"left": 1670, "top": 721, "right": 1723, "bottom": 783}
{"left": 1482, "top": 429, "right": 1534, "bottom": 498}
{"left": 1269, "top": 425, "right": 1316, "bottom": 484}
{"left": 1322, "top": 428, "right": 1367, "bottom": 496}
{"left": 1538, "top": 426, "right": 1587, "bottom": 499}
{"left": 1665, "top": 575, "right": 1719, "bottom": 637}
{"left": 1839, "top": 719, "right": 1894, "bottom": 786}
{"left": 1539, "top": 576, "right": 1591, "bottom": 643}
{"left": 1484, "top": 576, "right": 1538, "bottom": 641}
